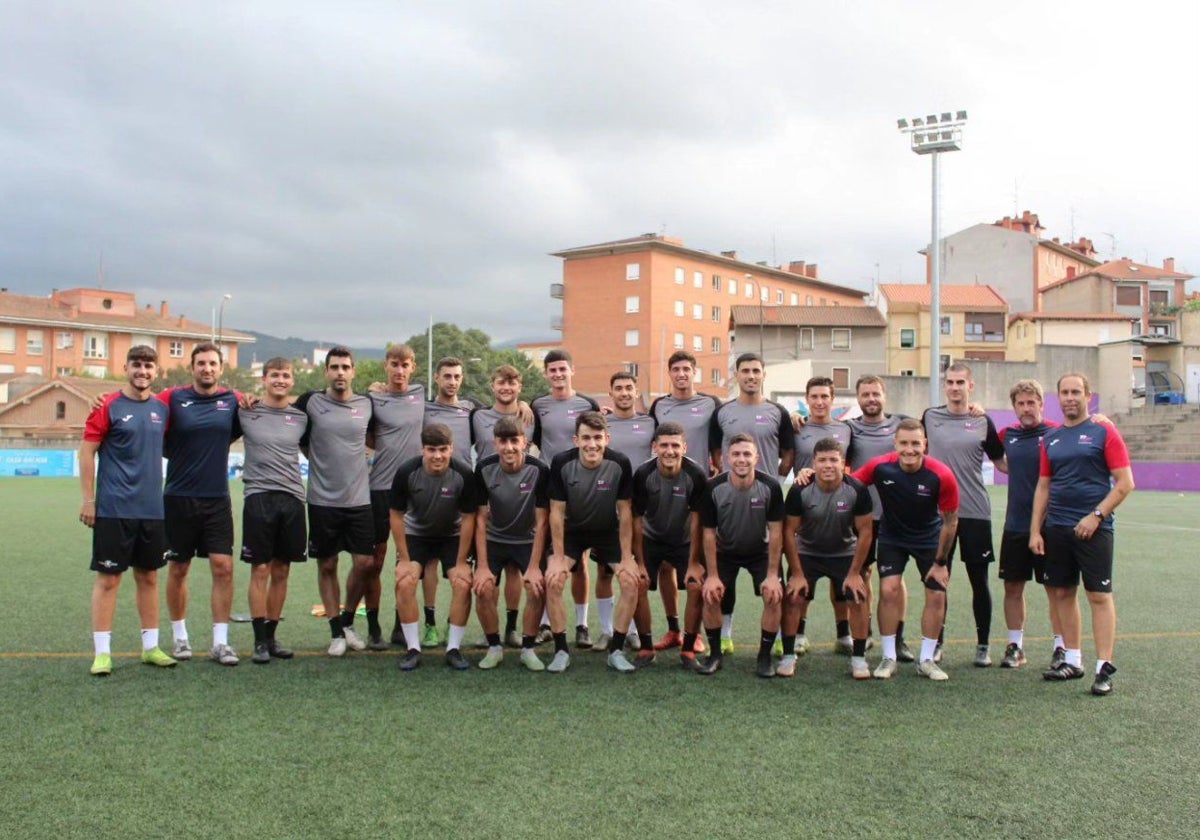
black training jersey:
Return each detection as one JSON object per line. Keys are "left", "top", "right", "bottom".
{"left": 701, "top": 470, "right": 784, "bottom": 556}
{"left": 631, "top": 457, "right": 709, "bottom": 544}
{"left": 548, "top": 448, "right": 632, "bottom": 534}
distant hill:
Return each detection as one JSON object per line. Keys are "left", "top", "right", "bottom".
{"left": 237, "top": 330, "right": 387, "bottom": 364}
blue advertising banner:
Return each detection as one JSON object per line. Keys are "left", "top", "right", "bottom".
{"left": 0, "top": 449, "right": 77, "bottom": 477}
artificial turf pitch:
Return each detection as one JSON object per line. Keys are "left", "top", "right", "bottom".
{"left": 2, "top": 479, "right": 1197, "bottom": 839}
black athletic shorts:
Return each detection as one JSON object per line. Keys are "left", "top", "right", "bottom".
{"left": 998, "top": 530, "right": 1044, "bottom": 583}
{"left": 716, "top": 551, "right": 771, "bottom": 597}
{"left": 164, "top": 495, "right": 234, "bottom": 560}
{"left": 1042, "top": 525, "right": 1113, "bottom": 593}
{"left": 876, "top": 542, "right": 946, "bottom": 592}
{"left": 946, "top": 516, "right": 994, "bottom": 566}
{"left": 91, "top": 518, "right": 167, "bottom": 575}
{"left": 484, "top": 540, "right": 533, "bottom": 579}
{"left": 307, "top": 504, "right": 375, "bottom": 559}
{"left": 564, "top": 530, "right": 622, "bottom": 568}
{"left": 862, "top": 519, "right": 879, "bottom": 569}
{"left": 370, "top": 489, "right": 392, "bottom": 545}
{"left": 643, "top": 537, "right": 691, "bottom": 591}
{"left": 240, "top": 492, "right": 307, "bottom": 565}
{"left": 406, "top": 535, "right": 467, "bottom": 579}
{"left": 798, "top": 554, "right": 853, "bottom": 602}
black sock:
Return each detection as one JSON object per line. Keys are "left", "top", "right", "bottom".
{"left": 340, "top": 609, "right": 355, "bottom": 629}
{"left": 758, "top": 630, "right": 775, "bottom": 658}
{"left": 553, "top": 632, "right": 569, "bottom": 653}
{"left": 576, "top": 624, "right": 588, "bottom": 633}
{"left": 264, "top": 619, "right": 278, "bottom": 642}
{"left": 836, "top": 619, "right": 850, "bottom": 638}
{"left": 705, "top": 628, "right": 722, "bottom": 657}
{"left": 782, "top": 634, "right": 796, "bottom": 656}
{"left": 611, "top": 631, "right": 627, "bottom": 652}
{"left": 366, "top": 608, "right": 381, "bottom": 637}
{"left": 666, "top": 614, "right": 680, "bottom": 632}
{"left": 486, "top": 632, "right": 501, "bottom": 648}
{"left": 424, "top": 606, "right": 436, "bottom": 626}
{"left": 393, "top": 610, "right": 402, "bottom": 635}
{"left": 682, "top": 632, "right": 697, "bottom": 653}
{"left": 252, "top": 617, "right": 266, "bottom": 644}
{"left": 797, "top": 618, "right": 807, "bottom": 636}
{"left": 853, "top": 637, "right": 867, "bottom": 657}
{"left": 938, "top": 625, "right": 945, "bottom": 646}
{"left": 328, "top": 617, "right": 344, "bottom": 639}
{"left": 896, "top": 620, "right": 906, "bottom": 645}
{"left": 868, "top": 618, "right": 875, "bottom": 637}
{"left": 522, "top": 634, "right": 535, "bottom": 650}
{"left": 505, "top": 609, "right": 519, "bottom": 634}
{"left": 639, "top": 633, "right": 653, "bottom": 651}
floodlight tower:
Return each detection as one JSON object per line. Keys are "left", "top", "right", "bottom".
{"left": 897, "top": 110, "right": 967, "bottom": 404}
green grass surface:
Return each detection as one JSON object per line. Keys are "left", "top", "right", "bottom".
{"left": 2, "top": 479, "right": 1197, "bottom": 839}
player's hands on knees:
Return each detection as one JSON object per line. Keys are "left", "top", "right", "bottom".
{"left": 843, "top": 572, "right": 866, "bottom": 603}
{"left": 785, "top": 575, "right": 809, "bottom": 602}
{"left": 1028, "top": 533, "right": 1044, "bottom": 555}
{"left": 702, "top": 575, "right": 725, "bottom": 606}
{"left": 395, "top": 558, "right": 419, "bottom": 586}
{"left": 472, "top": 570, "right": 497, "bottom": 598}
{"left": 635, "top": 561, "right": 651, "bottom": 592}
{"left": 79, "top": 500, "right": 96, "bottom": 528}
{"left": 546, "top": 556, "right": 570, "bottom": 588}
{"left": 684, "top": 564, "right": 706, "bottom": 588}
{"left": 523, "top": 567, "right": 544, "bottom": 597}
{"left": 925, "top": 564, "right": 950, "bottom": 589}
{"left": 761, "top": 574, "right": 783, "bottom": 605}
{"left": 449, "top": 563, "right": 472, "bottom": 588}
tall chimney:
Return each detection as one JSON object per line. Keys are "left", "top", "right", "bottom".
{"left": 1163, "top": 257, "right": 1176, "bottom": 273}
{"left": 160, "top": 300, "right": 169, "bottom": 317}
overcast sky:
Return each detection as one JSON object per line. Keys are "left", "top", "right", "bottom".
{"left": 2, "top": 2, "right": 1196, "bottom": 349}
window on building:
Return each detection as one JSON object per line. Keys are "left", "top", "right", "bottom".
{"left": 674, "top": 300, "right": 685, "bottom": 317}
{"left": 83, "top": 333, "right": 108, "bottom": 359}
{"left": 744, "top": 282, "right": 754, "bottom": 299}
{"left": 939, "top": 354, "right": 951, "bottom": 374}
{"left": 625, "top": 295, "right": 640, "bottom": 313}
{"left": 760, "top": 287, "right": 769, "bottom": 303}
{"left": 775, "top": 289, "right": 784, "bottom": 304}
{"left": 56, "top": 366, "right": 73, "bottom": 376}
{"left": 1150, "top": 323, "right": 1173, "bottom": 337}
{"left": 694, "top": 365, "right": 703, "bottom": 383}
{"left": 25, "top": 365, "right": 42, "bottom": 375}
{"left": 1115, "top": 285, "right": 1140, "bottom": 306}
{"left": 693, "top": 335, "right": 703, "bottom": 351}
{"left": 0, "top": 364, "right": 14, "bottom": 373}
{"left": 132, "top": 334, "right": 155, "bottom": 349}
{"left": 800, "top": 328, "right": 814, "bottom": 351}
{"left": 57, "top": 332, "right": 74, "bottom": 349}
{"left": 692, "top": 303, "right": 703, "bottom": 320}
{"left": 674, "top": 332, "right": 684, "bottom": 349}
{"left": 831, "top": 367, "right": 850, "bottom": 390}
{"left": 1149, "top": 289, "right": 1170, "bottom": 305}
{"left": 712, "top": 337, "right": 721, "bottom": 353}
{"left": 711, "top": 369, "right": 721, "bottom": 385}
{"left": 832, "top": 328, "right": 851, "bottom": 350}
{"left": 899, "top": 369, "right": 915, "bottom": 377}
{"left": 694, "top": 271, "right": 703, "bottom": 288}
{"left": 626, "top": 263, "right": 641, "bottom": 281}
{"left": 790, "top": 293, "right": 798, "bottom": 305}
{"left": 964, "top": 313, "right": 1005, "bottom": 342}
{"left": 25, "top": 330, "right": 44, "bottom": 355}
{"left": 624, "top": 362, "right": 639, "bottom": 378}
{"left": 806, "top": 295, "right": 814, "bottom": 306}
{"left": 900, "top": 328, "right": 916, "bottom": 348}
{"left": 674, "top": 267, "right": 685, "bottom": 285}
{"left": 711, "top": 306, "right": 721, "bottom": 322}
{"left": 625, "top": 330, "right": 640, "bottom": 347}
{"left": 940, "top": 315, "right": 951, "bottom": 335}
{"left": 728, "top": 278, "right": 737, "bottom": 296}
{"left": 169, "top": 341, "right": 184, "bottom": 358}
{"left": 55, "top": 401, "right": 66, "bottom": 420}
{"left": 712, "top": 274, "right": 722, "bottom": 291}
{"left": 0, "top": 328, "right": 14, "bottom": 354}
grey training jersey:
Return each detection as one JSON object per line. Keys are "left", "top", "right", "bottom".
{"left": 475, "top": 454, "right": 550, "bottom": 544}
{"left": 922, "top": 406, "right": 1004, "bottom": 521}
{"left": 793, "top": 418, "right": 853, "bottom": 471}
{"left": 711, "top": 399, "right": 795, "bottom": 475}
{"left": 846, "top": 414, "right": 908, "bottom": 519}
{"left": 631, "top": 458, "right": 709, "bottom": 544}
{"left": 424, "top": 398, "right": 477, "bottom": 468}
{"left": 238, "top": 403, "right": 307, "bottom": 500}
{"left": 701, "top": 470, "right": 784, "bottom": 556}
{"left": 368, "top": 384, "right": 426, "bottom": 491}
{"left": 296, "top": 391, "right": 372, "bottom": 508}
{"left": 784, "top": 476, "right": 873, "bottom": 559}
{"left": 390, "top": 456, "right": 476, "bottom": 538}
{"left": 648, "top": 393, "right": 721, "bottom": 468}
{"left": 470, "top": 407, "right": 535, "bottom": 462}
{"left": 548, "top": 448, "right": 632, "bottom": 534}
{"left": 605, "top": 413, "right": 655, "bottom": 466}
{"left": 532, "top": 393, "right": 600, "bottom": 462}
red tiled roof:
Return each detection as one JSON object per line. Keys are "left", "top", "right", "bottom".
{"left": 1009, "top": 312, "right": 1139, "bottom": 325}
{"left": 729, "top": 305, "right": 887, "bottom": 327}
{"left": 1091, "top": 258, "right": 1192, "bottom": 280}
{"left": 0, "top": 290, "right": 254, "bottom": 341}
{"left": 879, "top": 283, "right": 1008, "bottom": 308}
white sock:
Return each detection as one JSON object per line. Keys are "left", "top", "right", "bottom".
{"left": 141, "top": 628, "right": 159, "bottom": 651}
{"left": 1095, "top": 659, "right": 1112, "bottom": 674}
{"left": 446, "top": 623, "right": 466, "bottom": 652}
{"left": 574, "top": 603, "right": 588, "bottom": 627}
{"left": 540, "top": 608, "right": 550, "bottom": 627}
{"left": 1008, "top": 629, "right": 1023, "bottom": 647}
{"left": 1065, "top": 648, "right": 1082, "bottom": 667}
{"left": 837, "top": 634, "right": 852, "bottom": 645}
{"left": 1053, "top": 634, "right": 1064, "bottom": 650}
{"left": 721, "top": 614, "right": 733, "bottom": 639}
{"left": 212, "top": 623, "right": 229, "bottom": 647}
{"left": 93, "top": 631, "right": 112, "bottom": 656}
{"left": 401, "top": 621, "right": 421, "bottom": 651}
{"left": 919, "top": 636, "right": 938, "bottom": 662}
{"left": 172, "top": 619, "right": 188, "bottom": 642}
{"left": 882, "top": 634, "right": 897, "bottom": 660}
{"left": 596, "top": 597, "right": 614, "bottom": 634}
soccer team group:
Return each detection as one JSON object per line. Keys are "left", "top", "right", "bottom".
{"left": 80, "top": 340, "right": 1133, "bottom": 695}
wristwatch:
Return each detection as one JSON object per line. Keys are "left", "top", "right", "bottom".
{"left": 1092, "top": 508, "right": 1104, "bottom": 519}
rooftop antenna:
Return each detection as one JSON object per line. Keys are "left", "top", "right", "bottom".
{"left": 1101, "top": 233, "right": 1117, "bottom": 260}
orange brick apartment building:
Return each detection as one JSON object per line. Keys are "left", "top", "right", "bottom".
{"left": 550, "top": 234, "right": 867, "bottom": 396}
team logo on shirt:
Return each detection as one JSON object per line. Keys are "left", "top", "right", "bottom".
{"left": 671, "top": 485, "right": 686, "bottom": 497}
{"left": 754, "top": 414, "right": 772, "bottom": 426}
{"left": 284, "top": 414, "right": 300, "bottom": 425}
{"left": 119, "top": 414, "right": 134, "bottom": 423}
{"left": 439, "top": 487, "right": 456, "bottom": 498}
{"left": 150, "top": 411, "right": 163, "bottom": 424}
{"left": 216, "top": 399, "right": 231, "bottom": 411}
{"left": 836, "top": 500, "right": 849, "bottom": 511}
{"left": 749, "top": 496, "right": 765, "bottom": 509}
{"left": 351, "top": 408, "right": 365, "bottom": 419}
{"left": 180, "top": 401, "right": 195, "bottom": 408}
{"left": 916, "top": 483, "right": 931, "bottom": 497}
{"left": 596, "top": 479, "right": 612, "bottom": 490}
{"left": 518, "top": 481, "right": 533, "bottom": 493}
{"left": 1078, "top": 434, "right": 1093, "bottom": 444}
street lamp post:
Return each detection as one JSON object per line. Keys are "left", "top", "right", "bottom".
{"left": 217, "top": 293, "right": 232, "bottom": 355}
{"left": 897, "top": 110, "right": 967, "bottom": 405}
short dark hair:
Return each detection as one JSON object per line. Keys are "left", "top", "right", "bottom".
{"left": 1057, "top": 371, "right": 1092, "bottom": 395}
{"left": 325, "top": 346, "right": 353, "bottom": 368}
{"left": 263, "top": 357, "right": 292, "bottom": 374}
{"left": 543, "top": 349, "right": 573, "bottom": 369}
{"left": 491, "top": 364, "right": 522, "bottom": 383}
{"left": 805, "top": 376, "right": 834, "bottom": 396}
{"left": 728, "top": 432, "right": 756, "bottom": 449}
{"left": 191, "top": 342, "right": 223, "bottom": 364}
{"left": 609, "top": 371, "right": 636, "bottom": 388}
{"left": 946, "top": 362, "right": 973, "bottom": 380}
{"left": 812, "top": 436, "right": 844, "bottom": 457}
{"left": 421, "top": 423, "right": 453, "bottom": 447}
{"left": 855, "top": 374, "right": 885, "bottom": 393}
{"left": 492, "top": 416, "right": 524, "bottom": 440}
{"left": 735, "top": 352, "right": 763, "bottom": 370}
{"left": 653, "top": 421, "right": 685, "bottom": 441}
{"left": 436, "top": 356, "right": 463, "bottom": 374}
{"left": 385, "top": 343, "right": 415, "bottom": 362}
{"left": 575, "top": 410, "right": 607, "bottom": 433}
{"left": 667, "top": 351, "right": 696, "bottom": 369}
{"left": 127, "top": 345, "right": 158, "bottom": 364}
{"left": 896, "top": 418, "right": 924, "bottom": 436}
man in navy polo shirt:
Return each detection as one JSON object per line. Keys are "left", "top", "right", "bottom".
{"left": 1031, "top": 372, "right": 1134, "bottom": 696}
